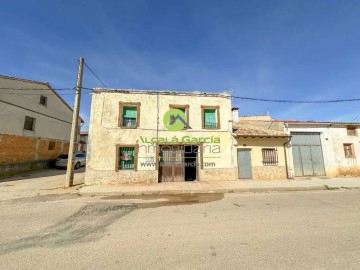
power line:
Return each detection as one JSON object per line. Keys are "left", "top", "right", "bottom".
{"left": 0, "top": 87, "right": 74, "bottom": 91}
{"left": 232, "top": 96, "right": 360, "bottom": 103}
{"left": 83, "top": 61, "right": 108, "bottom": 88}
{"left": 1, "top": 86, "right": 360, "bottom": 103}
{"left": 0, "top": 87, "right": 95, "bottom": 91}
{"left": 0, "top": 91, "right": 92, "bottom": 96}
{"left": 0, "top": 99, "right": 73, "bottom": 124}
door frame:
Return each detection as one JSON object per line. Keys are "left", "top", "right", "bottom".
{"left": 157, "top": 143, "right": 203, "bottom": 183}
{"left": 291, "top": 132, "right": 326, "bottom": 177}
{"left": 237, "top": 148, "right": 253, "bottom": 180}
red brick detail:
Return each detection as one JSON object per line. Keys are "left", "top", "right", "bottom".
{"left": 0, "top": 134, "right": 69, "bottom": 164}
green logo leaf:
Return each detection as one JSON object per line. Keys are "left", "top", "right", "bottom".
{"left": 163, "top": 109, "right": 190, "bottom": 131}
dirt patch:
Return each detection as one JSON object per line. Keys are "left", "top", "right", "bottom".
{"left": 0, "top": 203, "right": 136, "bottom": 255}
{"left": 101, "top": 193, "right": 224, "bottom": 208}
{"left": 0, "top": 194, "right": 80, "bottom": 205}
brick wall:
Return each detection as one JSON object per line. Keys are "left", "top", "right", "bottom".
{"left": 0, "top": 134, "right": 69, "bottom": 165}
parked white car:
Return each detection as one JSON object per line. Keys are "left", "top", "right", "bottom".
{"left": 55, "top": 153, "right": 86, "bottom": 169}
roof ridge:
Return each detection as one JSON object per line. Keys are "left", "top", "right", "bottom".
{"left": 0, "top": 74, "right": 84, "bottom": 123}
{"left": 93, "top": 88, "right": 231, "bottom": 97}
{"left": 0, "top": 74, "right": 49, "bottom": 86}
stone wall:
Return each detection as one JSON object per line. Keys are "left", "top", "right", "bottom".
{"left": 85, "top": 168, "right": 158, "bottom": 185}
{"left": 252, "top": 166, "right": 287, "bottom": 180}
{"left": 199, "top": 168, "right": 236, "bottom": 181}
{"left": 85, "top": 91, "right": 234, "bottom": 185}
{"left": 0, "top": 160, "right": 53, "bottom": 178}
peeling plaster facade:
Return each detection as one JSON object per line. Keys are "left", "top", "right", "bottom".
{"left": 85, "top": 89, "right": 237, "bottom": 185}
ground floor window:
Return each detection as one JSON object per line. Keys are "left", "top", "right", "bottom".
{"left": 116, "top": 145, "right": 138, "bottom": 171}
{"left": 262, "top": 148, "right": 278, "bottom": 166}
{"left": 48, "top": 141, "right": 56, "bottom": 150}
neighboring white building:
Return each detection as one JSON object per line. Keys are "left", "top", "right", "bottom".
{"left": 238, "top": 116, "right": 360, "bottom": 178}
{"left": 284, "top": 121, "right": 360, "bottom": 177}
{"left": 79, "top": 131, "right": 88, "bottom": 153}
{"left": 0, "top": 75, "right": 83, "bottom": 177}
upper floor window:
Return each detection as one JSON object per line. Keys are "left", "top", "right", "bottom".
{"left": 119, "top": 102, "right": 140, "bottom": 128}
{"left": 347, "top": 127, "right": 357, "bottom": 136}
{"left": 40, "top": 95, "right": 47, "bottom": 106}
{"left": 201, "top": 105, "right": 220, "bottom": 129}
{"left": 24, "top": 116, "right": 35, "bottom": 131}
{"left": 169, "top": 104, "right": 190, "bottom": 129}
{"left": 343, "top": 143, "right": 355, "bottom": 158}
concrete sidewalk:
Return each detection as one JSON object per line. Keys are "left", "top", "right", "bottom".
{"left": 79, "top": 177, "right": 360, "bottom": 196}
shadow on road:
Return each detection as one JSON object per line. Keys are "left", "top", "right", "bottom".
{"left": 0, "top": 167, "right": 86, "bottom": 183}
{"left": 0, "top": 203, "right": 136, "bottom": 256}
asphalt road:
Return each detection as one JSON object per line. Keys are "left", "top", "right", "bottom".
{"left": 0, "top": 188, "right": 360, "bottom": 269}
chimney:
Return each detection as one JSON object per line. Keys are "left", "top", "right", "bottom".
{"left": 232, "top": 107, "right": 239, "bottom": 124}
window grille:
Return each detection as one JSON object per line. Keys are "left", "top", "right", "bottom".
{"left": 204, "top": 109, "right": 217, "bottom": 129}
{"left": 262, "top": 148, "right": 278, "bottom": 166}
{"left": 119, "top": 147, "right": 135, "bottom": 170}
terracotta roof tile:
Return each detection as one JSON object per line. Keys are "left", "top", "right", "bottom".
{"left": 233, "top": 123, "right": 289, "bottom": 137}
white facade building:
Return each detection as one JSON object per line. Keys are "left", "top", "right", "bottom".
{"left": 0, "top": 75, "right": 83, "bottom": 176}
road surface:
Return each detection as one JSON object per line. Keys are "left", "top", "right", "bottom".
{"left": 0, "top": 186, "right": 359, "bottom": 269}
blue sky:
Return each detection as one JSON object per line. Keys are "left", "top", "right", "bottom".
{"left": 1, "top": 0, "right": 360, "bottom": 129}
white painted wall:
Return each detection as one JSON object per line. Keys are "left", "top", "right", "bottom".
{"left": 287, "top": 125, "right": 360, "bottom": 176}
{"left": 0, "top": 76, "right": 78, "bottom": 141}
{"left": 329, "top": 127, "right": 360, "bottom": 167}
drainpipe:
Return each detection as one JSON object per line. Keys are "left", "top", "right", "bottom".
{"left": 283, "top": 122, "right": 294, "bottom": 179}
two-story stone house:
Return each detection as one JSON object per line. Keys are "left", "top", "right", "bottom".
{"left": 85, "top": 89, "right": 237, "bottom": 184}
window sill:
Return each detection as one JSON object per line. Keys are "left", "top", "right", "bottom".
{"left": 263, "top": 164, "right": 279, "bottom": 166}
{"left": 119, "top": 126, "right": 138, "bottom": 129}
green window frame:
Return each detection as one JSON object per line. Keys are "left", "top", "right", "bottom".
{"left": 201, "top": 105, "right": 220, "bottom": 129}
{"left": 117, "top": 146, "right": 137, "bottom": 170}
{"left": 204, "top": 109, "right": 216, "bottom": 129}
{"left": 122, "top": 106, "right": 137, "bottom": 127}
{"left": 119, "top": 102, "right": 140, "bottom": 128}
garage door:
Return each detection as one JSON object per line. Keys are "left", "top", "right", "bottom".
{"left": 291, "top": 133, "right": 325, "bottom": 177}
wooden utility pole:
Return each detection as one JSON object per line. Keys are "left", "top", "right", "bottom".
{"left": 65, "top": 57, "right": 84, "bottom": 188}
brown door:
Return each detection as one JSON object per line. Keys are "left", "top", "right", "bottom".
{"left": 159, "top": 146, "right": 185, "bottom": 182}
